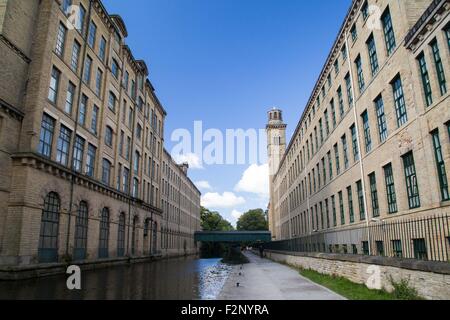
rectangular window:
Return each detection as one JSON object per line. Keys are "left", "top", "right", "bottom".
{"left": 376, "top": 241, "right": 384, "bottom": 256}
{"left": 331, "top": 195, "right": 337, "bottom": 227}
{"left": 366, "top": 34, "right": 379, "bottom": 75}
{"left": 431, "top": 130, "right": 449, "bottom": 201}
{"left": 430, "top": 39, "right": 447, "bottom": 95}
{"left": 123, "top": 71, "right": 129, "bottom": 91}
{"left": 351, "top": 24, "right": 357, "bottom": 42}
{"left": 361, "top": 1, "right": 369, "bottom": 20}
{"left": 342, "top": 45, "right": 347, "bottom": 61}
{"left": 38, "top": 114, "right": 55, "bottom": 158}
{"left": 72, "top": 135, "right": 85, "bottom": 172}
{"left": 334, "top": 144, "right": 340, "bottom": 175}
{"left": 86, "top": 144, "right": 96, "bottom": 177}
{"left": 361, "top": 111, "right": 372, "bottom": 152}
{"left": 327, "top": 151, "right": 333, "bottom": 180}
{"left": 392, "top": 240, "right": 402, "bottom": 258}
{"left": 339, "top": 191, "right": 345, "bottom": 225}
{"left": 337, "top": 86, "right": 344, "bottom": 117}
{"left": 88, "top": 21, "right": 97, "bottom": 48}
{"left": 56, "top": 125, "right": 72, "bottom": 166}
{"left": 77, "top": 5, "right": 86, "bottom": 32}
{"left": 330, "top": 100, "right": 336, "bottom": 128}
{"left": 119, "top": 131, "right": 124, "bottom": 156}
{"left": 392, "top": 75, "right": 408, "bottom": 127}
{"left": 334, "top": 59, "right": 339, "bottom": 75}
{"left": 48, "top": 67, "right": 60, "bottom": 103}
{"left": 91, "top": 105, "right": 99, "bottom": 134}
{"left": 83, "top": 56, "right": 92, "bottom": 84}
{"left": 382, "top": 8, "right": 396, "bottom": 55}
{"left": 79, "top": 94, "right": 87, "bottom": 126}
{"left": 112, "top": 59, "right": 119, "bottom": 79}
{"left": 99, "top": 36, "right": 106, "bottom": 62}
{"left": 369, "top": 173, "right": 380, "bottom": 217}
{"left": 362, "top": 241, "right": 369, "bottom": 255}
{"left": 123, "top": 168, "right": 130, "bottom": 193}
{"left": 345, "top": 73, "right": 353, "bottom": 108}
{"left": 65, "top": 82, "right": 75, "bottom": 114}
{"left": 108, "top": 92, "right": 116, "bottom": 112}
{"left": 350, "top": 124, "right": 359, "bottom": 162}
{"left": 355, "top": 55, "right": 365, "bottom": 92}
{"left": 342, "top": 135, "right": 349, "bottom": 169}
{"left": 55, "top": 23, "right": 67, "bottom": 57}
{"left": 374, "top": 95, "right": 388, "bottom": 142}
{"left": 417, "top": 52, "right": 433, "bottom": 106}
{"left": 445, "top": 24, "right": 450, "bottom": 49}
{"left": 384, "top": 163, "right": 398, "bottom": 214}
{"left": 102, "top": 159, "right": 111, "bottom": 185}
{"left": 322, "top": 158, "right": 326, "bottom": 185}
{"left": 325, "top": 199, "right": 330, "bottom": 229}
{"left": 347, "top": 186, "right": 354, "bottom": 223}
{"left": 319, "top": 119, "right": 324, "bottom": 144}
{"left": 71, "top": 41, "right": 81, "bottom": 72}
{"left": 324, "top": 110, "right": 330, "bottom": 135}
{"left": 95, "top": 68, "right": 103, "bottom": 96}
{"left": 413, "top": 239, "right": 427, "bottom": 260}
{"left": 62, "top": 0, "right": 72, "bottom": 14}
{"left": 402, "top": 152, "right": 420, "bottom": 209}
{"left": 357, "top": 180, "right": 365, "bottom": 220}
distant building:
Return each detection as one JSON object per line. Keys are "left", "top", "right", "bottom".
{"left": 267, "top": 0, "right": 449, "bottom": 257}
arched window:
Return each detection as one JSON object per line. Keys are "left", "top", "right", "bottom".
{"left": 98, "top": 208, "right": 109, "bottom": 258}
{"left": 74, "top": 201, "right": 88, "bottom": 261}
{"left": 131, "top": 216, "right": 138, "bottom": 255}
{"left": 117, "top": 212, "right": 126, "bottom": 257}
{"left": 38, "top": 192, "right": 60, "bottom": 263}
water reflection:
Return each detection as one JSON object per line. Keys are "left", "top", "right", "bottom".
{"left": 0, "top": 257, "right": 232, "bottom": 300}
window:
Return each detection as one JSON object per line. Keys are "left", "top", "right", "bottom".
{"left": 133, "top": 178, "right": 139, "bottom": 198}
{"left": 78, "top": 94, "right": 87, "bottom": 126}
{"left": 88, "top": 21, "right": 97, "bottom": 48}
{"left": 319, "top": 119, "right": 323, "bottom": 144}
{"left": 430, "top": 39, "right": 447, "bottom": 95}
{"left": 382, "top": 8, "right": 396, "bottom": 55}
{"left": 55, "top": 23, "right": 67, "bottom": 56}
{"left": 330, "top": 100, "right": 336, "bottom": 128}
{"left": 342, "top": 135, "right": 349, "bottom": 169}
{"left": 134, "top": 151, "right": 140, "bottom": 174}
{"left": 112, "top": 59, "right": 119, "bottom": 79}
{"left": 366, "top": 34, "right": 379, "bottom": 75}
{"left": 402, "top": 152, "right": 420, "bottom": 209}
{"left": 64, "top": 82, "right": 75, "bottom": 114}
{"left": 90, "top": 105, "right": 99, "bottom": 134}
{"left": 413, "top": 239, "right": 427, "bottom": 260}
{"left": 136, "top": 124, "right": 142, "bottom": 141}
{"left": 119, "top": 131, "right": 124, "bottom": 157}
{"left": 72, "top": 135, "right": 85, "bottom": 172}
{"left": 70, "top": 41, "right": 81, "bottom": 72}
{"left": 38, "top": 114, "right": 55, "bottom": 158}
{"left": 99, "top": 36, "right": 106, "bottom": 61}
{"left": 62, "top": 0, "right": 72, "bottom": 14}
{"left": 327, "top": 151, "right": 333, "bottom": 180}
{"left": 128, "top": 107, "right": 133, "bottom": 127}
{"left": 392, "top": 240, "right": 402, "bottom": 258}
{"left": 83, "top": 56, "right": 92, "bottom": 84}
{"left": 345, "top": 73, "right": 353, "bottom": 108}
{"left": 445, "top": 24, "right": 450, "bottom": 49}
{"left": 38, "top": 192, "right": 60, "bottom": 263}
{"left": 95, "top": 69, "right": 103, "bottom": 96}
{"left": 342, "top": 45, "right": 347, "bottom": 61}
{"left": 98, "top": 208, "right": 109, "bottom": 258}
{"left": 376, "top": 241, "right": 384, "bottom": 256}
{"left": 350, "top": 124, "right": 359, "bottom": 162}
{"left": 108, "top": 91, "right": 116, "bottom": 112}
{"left": 102, "top": 159, "right": 112, "bottom": 185}
{"left": 431, "top": 130, "right": 449, "bottom": 201}
{"left": 369, "top": 173, "right": 380, "bottom": 217}
{"left": 361, "top": 111, "right": 372, "bottom": 152}
{"left": 417, "top": 52, "right": 433, "bottom": 106}
{"left": 351, "top": 24, "right": 357, "bottom": 42}
{"left": 105, "top": 126, "right": 113, "bottom": 147}
{"left": 56, "top": 125, "right": 71, "bottom": 166}
{"left": 355, "top": 55, "right": 365, "bottom": 91}
{"left": 384, "top": 163, "right": 398, "bottom": 214}
{"left": 117, "top": 213, "right": 126, "bottom": 257}
{"left": 356, "top": 180, "right": 365, "bottom": 220}
{"left": 374, "top": 95, "right": 388, "bottom": 142}
{"left": 331, "top": 195, "right": 337, "bottom": 227}
{"left": 337, "top": 86, "right": 344, "bottom": 117}
{"left": 77, "top": 4, "right": 86, "bottom": 32}
{"left": 125, "top": 136, "right": 131, "bottom": 160}
{"left": 347, "top": 186, "right": 354, "bottom": 223}
{"left": 361, "top": 1, "right": 369, "bottom": 20}
{"left": 392, "top": 75, "right": 408, "bottom": 127}
{"left": 324, "top": 109, "right": 330, "bottom": 136}
{"left": 362, "top": 241, "right": 369, "bottom": 255}
{"left": 74, "top": 201, "right": 88, "bottom": 261}
{"left": 123, "top": 167, "right": 130, "bottom": 193}
{"left": 334, "top": 59, "right": 339, "bottom": 75}
{"left": 334, "top": 144, "right": 340, "bottom": 175}
{"left": 85, "top": 144, "right": 96, "bottom": 177}
{"left": 123, "top": 71, "right": 129, "bottom": 90}
{"left": 48, "top": 67, "right": 60, "bottom": 103}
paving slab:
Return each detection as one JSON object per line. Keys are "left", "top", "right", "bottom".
{"left": 219, "top": 251, "right": 346, "bottom": 300}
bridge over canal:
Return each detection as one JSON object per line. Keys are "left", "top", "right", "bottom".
{"left": 194, "top": 231, "right": 271, "bottom": 243}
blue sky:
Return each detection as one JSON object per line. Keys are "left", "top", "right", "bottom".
{"left": 103, "top": 0, "right": 351, "bottom": 226}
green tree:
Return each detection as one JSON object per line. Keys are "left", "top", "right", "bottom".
{"left": 201, "top": 207, "right": 234, "bottom": 231}
{"left": 237, "top": 209, "right": 268, "bottom": 231}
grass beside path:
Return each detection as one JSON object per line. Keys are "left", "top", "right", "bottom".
{"left": 297, "top": 268, "right": 423, "bottom": 300}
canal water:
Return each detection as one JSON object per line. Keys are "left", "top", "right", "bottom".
{"left": 0, "top": 257, "right": 233, "bottom": 300}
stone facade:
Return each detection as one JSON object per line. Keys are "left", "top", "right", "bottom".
{"left": 267, "top": 0, "right": 450, "bottom": 259}
{"left": 0, "top": 0, "right": 201, "bottom": 278}
{"left": 266, "top": 250, "right": 450, "bottom": 300}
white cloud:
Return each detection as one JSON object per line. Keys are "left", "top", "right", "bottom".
{"left": 231, "top": 209, "right": 243, "bottom": 220}
{"left": 172, "top": 153, "right": 203, "bottom": 169}
{"left": 195, "top": 180, "right": 212, "bottom": 190}
{"left": 234, "top": 164, "right": 269, "bottom": 197}
{"left": 201, "top": 192, "right": 245, "bottom": 208}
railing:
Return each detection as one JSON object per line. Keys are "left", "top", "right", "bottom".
{"left": 264, "top": 215, "right": 450, "bottom": 262}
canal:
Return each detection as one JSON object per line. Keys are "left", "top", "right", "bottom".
{"left": 0, "top": 257, "right": 234, "bottom": 300}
